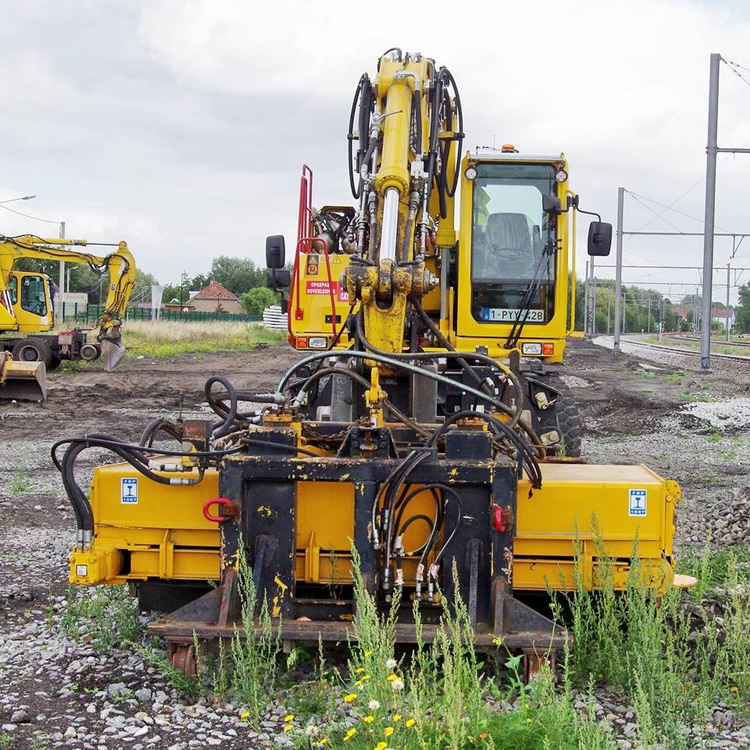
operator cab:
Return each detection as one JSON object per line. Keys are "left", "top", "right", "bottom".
{"left": 468, "top": 160, "right": 559, "bottom": 326}
{"left": 6, "top": 272, "right": 54, "bottom": 330}
{"left": 455, "top": 150, "right": 611, "bottom": 359}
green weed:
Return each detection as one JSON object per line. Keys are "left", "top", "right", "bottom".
{"left": 60, "top": 584, "right": 142, "bottom": 653}
{"left": 8, "top": 468, "right": 33, "bottom": 494}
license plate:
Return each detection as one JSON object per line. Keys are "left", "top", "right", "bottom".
{"left": 481, "top": 308, "right": 544, "bottom": 323}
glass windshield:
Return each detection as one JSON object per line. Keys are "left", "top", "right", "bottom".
{"left": 470, "top": 163, "right": 557, "bottom": 324}
{"left": 20, "top": 275, "right": 48, "bottom": 317}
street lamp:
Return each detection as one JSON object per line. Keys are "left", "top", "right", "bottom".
{"left": 0, "top": 195, "right": 36, "bottom": 205}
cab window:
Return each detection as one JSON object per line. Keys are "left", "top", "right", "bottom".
{"left": 20, "top": 275, "right": 48, "bottom": 317}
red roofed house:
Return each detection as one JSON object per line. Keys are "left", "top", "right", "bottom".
{"left": 190, "top": 280, "right": 244, "bottom": 314}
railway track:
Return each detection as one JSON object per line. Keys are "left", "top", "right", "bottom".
{"left": 662, "top": 333, "right": 750, "bottom": 350}
{"left": 618, "top": 335, "right": 750, "bottom": 364}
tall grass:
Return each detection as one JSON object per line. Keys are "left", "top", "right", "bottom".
{"left": 122, "top": 320, "right": 285, "bottom": 359}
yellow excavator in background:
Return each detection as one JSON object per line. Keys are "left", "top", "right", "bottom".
{"left": 62, "top": 51, "right": 682, "bottom": 678}
{"left": 0, "top": 235, "right": 135, "bottom": 401}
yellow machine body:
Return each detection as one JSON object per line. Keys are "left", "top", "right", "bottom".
{"left": 71, "top": 459, "right": 679, "bottom": 596}
{"left": 288, "top": 152, "right": 577, "bottom": 364}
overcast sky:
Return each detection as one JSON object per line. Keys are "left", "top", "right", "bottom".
{"left": 1, "top": 0, "right": 749, "bottom": 304}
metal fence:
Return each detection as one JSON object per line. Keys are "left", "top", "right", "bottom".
{"left": 62, "top": 303, "right": 260, "bottom": 324}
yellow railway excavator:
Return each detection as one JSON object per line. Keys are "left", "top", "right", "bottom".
{"left": 0, "top": 235, "right": 135, "bottom": 401}
{"left": 62, "top": 51, "right": 683, "bottom": 676}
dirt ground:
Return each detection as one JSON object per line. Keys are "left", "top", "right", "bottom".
{"left": 1, "top": 339, "right": 749, "bottom": 748}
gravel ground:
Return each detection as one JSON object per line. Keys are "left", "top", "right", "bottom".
{"left": 2, "top": 340, "right": 750, "bottom": 748}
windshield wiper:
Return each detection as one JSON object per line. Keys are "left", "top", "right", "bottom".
{"left": 503, "top": 241, "right": 557, "bottom": 350}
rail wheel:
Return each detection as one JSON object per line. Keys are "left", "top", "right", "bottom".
{"left": 169, "top": 643, "right": 197, "bottom": 677}
{"left": 523, "top": 649, "right": 556, "bottom": 682}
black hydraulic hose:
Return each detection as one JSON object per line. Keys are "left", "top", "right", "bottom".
{"left": 290, "top": 365, "right": 430, "bottom": 438}
{"left": 371, "top": 448, "right": 432, "bottom": 544}
{"left": 383, "top": 451, "right": 433, "bottom": 573}
{"left": 277, "top": 349, "right": 519, "bottom": 423}
{"left": 411, "top": 88, "right": 422, "bottom": 158}
{"left": 205, "top": 375, "right": 238, "bottom": 438}
{"left": 392, "top": 486, "right": 441, "bottom": 555}
{"left": 440, "top": 68, "right": 463, "bottom": 199}
{"left": 139, "top": 418, "right": 184, "bottom": 448}
{"left": 428, "top": 483, "right": 464, "bottom": 566}
{"left": 410, "top": 298, "right": 524, "bottom": 428}
{"left": 354, "top": 310, "right": 525, "bottom": 425}
{"left": 60, "top": 442, "right": 91, "bottom": 533}
{"left": 398, "top": 514, "right": 434, "bottom": 554}
{"left": 429, "top": 410, "right": 542, "bottom": 489}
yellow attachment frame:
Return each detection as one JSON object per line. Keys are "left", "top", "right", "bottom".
{"left": 71, "top": 460, "right": 680, "bottom": 597}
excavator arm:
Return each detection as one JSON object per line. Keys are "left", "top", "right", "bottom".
{"left": 0, "top": 235, "right": 135, "bottom": 369}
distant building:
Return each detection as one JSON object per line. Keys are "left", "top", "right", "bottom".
{"left": 711, "top": 306, "right": 735, "bottom": 328}
{"left": 189, "top": 280, "right": 244, "bottom": 314}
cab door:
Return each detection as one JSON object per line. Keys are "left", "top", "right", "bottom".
{"left": 11, "top": 273, "right": 54, "bottom": 332}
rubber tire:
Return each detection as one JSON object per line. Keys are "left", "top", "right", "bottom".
{"left": 553, "top": 379, "right": 582, "bottom": 458}
{"left": 11, "top": 337, "right": 53, "bottom": 369}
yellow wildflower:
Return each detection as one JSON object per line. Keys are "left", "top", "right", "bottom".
{"left": 355, "top": 679, "right": 363, "bottom": 687}
{"left": 343, "top": 727, "right": 357, "bottom": 741}
{"left": 479, "top": 731, "right": 489, "bottom": 739}
{"left": 344, "top": 693, "right": 358, "bottom": 703}
{"left": 364, "top": 650, "right": 373, "bottom": 657}
{"left": 375, "top": 743, "right": 388, "bottom": 750}
{"left": 364, "top": 715, "right": 375, "bottom": 723}
{"left": 284, "top": 714, "right": 294, "bottom": 722}
{"left": 283, "top": 724, "right": 293, "bottom": 733}
{"left": 386, "top": 674, "right": 398, "bottom": 681}
{"left": 392, "top": 714, "right": 402, "bottom": 722}
{"left": 361, "top": 674, "right": 372, "bottom": 681}
{"left": 240, "top": 711, "right": 250, "bottom": 721}
{"left": 355, "top": 667, "right": 365, "bottom": 674}
{"left": 384, "top": 726, "right": 394, "bottom": 737}
{"left": 405, "top": 718, "right": 416, "bottom": 728}
{"left": 317, "top": 740, "right": 329, "bottom": 747}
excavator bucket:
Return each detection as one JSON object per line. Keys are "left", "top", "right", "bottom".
{"left": 0, "top": 352, "right": 47, "bottom": 402}
{"left": 100, "top": 338, "right": 126, "bottom": 372}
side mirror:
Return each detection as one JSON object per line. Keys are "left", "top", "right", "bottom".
{"left": 587, "top": 222, "right": 612, "bottom": 256}
{"left": 543, "top": 194, "right": 562, "bottom": 214}
{"left": 267, "top": 268, "right": 291, "bottom": 290}
{"left": 588, "top": 221, "right": 612, "bottom": 256}
{"left": 266, "top": 235, "right": 286, "bottom": 269}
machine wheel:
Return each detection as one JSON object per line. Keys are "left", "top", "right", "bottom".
{"left": 48, "top": 353, "right": 63, "bottom": 371}
{"left": 554, "top": 379, "right": 582, "bottom": 458}
{"left": 169, "top": 643, "right": 197, "bottom": 677}
{"left": 12, "top": 338, "right": 53, "bottom": 369}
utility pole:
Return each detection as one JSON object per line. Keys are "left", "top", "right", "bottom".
{"left": 59, "top": 221, "right": 66, "bottom": 318}
{"left": 647, "top": 297, "right": 651, "bottom": 334}
{"left": 591, "top": 271, "right": 597, "bottom": 335}
{"left": 607, "top": 298, "right": 611, "bottom": 334}
{"left": 614, "top": 187, "right": 624, "bottom": 349}
{"left": 701, "top": 53, "right": 720, "bottom": 370}
{"left": 583, "top": 260, "right": 590, "bottom": 336}
{"left": 726, "top": 262, "right": 731, "bottom": 342}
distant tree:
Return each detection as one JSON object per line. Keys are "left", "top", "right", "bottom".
{"left": 735, "top": 283, "right": 750, "bottom": 333}
{"left": 209, "top": 256, "right": 265, "bottom": 296}
{"left": 241, "top": 287, "right": 277, "bottom": 316}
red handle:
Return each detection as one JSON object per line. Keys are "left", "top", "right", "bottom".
{"left": 203, "top": 497, "right": 233, "bottom": 523}
{"left": 493, "top": 506, "right": 505, "bottom": 533}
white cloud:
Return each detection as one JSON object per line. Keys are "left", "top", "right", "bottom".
{"left": 0, "top": 0, "right": 748, "bottom": 305}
